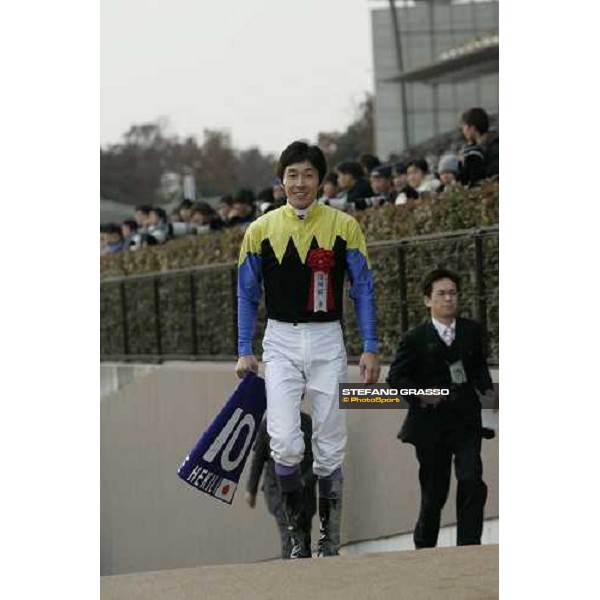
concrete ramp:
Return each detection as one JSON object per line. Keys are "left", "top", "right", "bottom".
{"left": 102, "top": 362, "right": 498, "bottom": 575}
{"left": 101, "top": 545, "right": 498, "bottom": 600}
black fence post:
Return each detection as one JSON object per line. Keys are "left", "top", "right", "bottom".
{"left": 473, "top": 233, "right": 487, "bottom": 336}
{"left": 119, "top": 281, "right": 130, "bottom": 355}
{"left": 153, "top": 276, "right": 162, "bottom": 355}
{"left": 189, "top": 272, "right": 198, "bottom": 356}
{"left": 397, "top": 243, "right": 409, "bottom": 334}
{"left": 231, "top": 266, "right": 238, "bottom": 356}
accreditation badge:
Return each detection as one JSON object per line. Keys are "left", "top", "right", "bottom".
{"left": 448, "top": 360, "right": 467, "bottom": 384}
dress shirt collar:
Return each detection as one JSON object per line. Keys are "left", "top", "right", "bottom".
{"left": 431, "top": 317, "right": 456, "bottom": 341}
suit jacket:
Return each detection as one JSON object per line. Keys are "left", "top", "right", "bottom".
{"left": 386, "top": 317, "right": 493, "bottom": 445}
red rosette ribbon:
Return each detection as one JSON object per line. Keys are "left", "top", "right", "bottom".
{"left": 306, "top": 248, "right": 335, "bottom": 312}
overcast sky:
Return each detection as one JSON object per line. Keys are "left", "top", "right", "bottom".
{"left": 101, "top": 0, "right": 377, "bottom": 155}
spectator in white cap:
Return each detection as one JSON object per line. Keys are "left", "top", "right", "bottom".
{"left": 437, "top": 154, "right": 461, "bottom": 192}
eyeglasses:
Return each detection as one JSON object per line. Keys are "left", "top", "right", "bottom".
{"left": 433, "top": 290, "right": 458, "bottom": 298}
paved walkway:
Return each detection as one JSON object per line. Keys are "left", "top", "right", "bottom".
{"left": 101, "top": 544, "right": 498, "bottom": 600}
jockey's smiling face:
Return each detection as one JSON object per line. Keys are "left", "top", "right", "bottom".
{"left": 283, "top": 161, "right": 320, "bottom": 210}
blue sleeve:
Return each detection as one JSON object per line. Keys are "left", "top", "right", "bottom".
{"left": 237, "top": 253, "right": 262, "bottom": 355}
{"left": 346, "top": 248, "right": 379, "bottom": 353}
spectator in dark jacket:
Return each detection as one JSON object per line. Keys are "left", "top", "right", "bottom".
{"left": 256, "top": 187, "right": 276, "bottom": 215}
{"left": 228, "top": 189, "right": 256, "bottom": 228}
{"left": 190, "top": 202, "right": 225, "bottom": 232}
{"left": 393, "top": 162, "right": 419, "bottom": 205}
{"left": 359, "top": 153, "right": 381, "bottom": 177}
{"left": 246, "top": 412, "right": 316, "bottom": 559}
{"left": 147, "top": 207, "right": 170, "bottom": 244}
{"left": 134, "top": 205, "right": 153, "bottom": 231}
{"left": 272, "top": 179, "right": 287, "bottom": 206}
{"left": 368, "top": 164, "right": 396, "bottom": 205}
{"left": 121, "top": 219, "right": 138, "bottom": 249}
{"left": 336, "top": 160, "right": 374, "bottom": 211}
{"left": 130, "top": 204, "right": 155, "bottom": 248}
{"left": 177, "top": 199, "right": 194, "bottom": 223}
{"left": 217, "top": 195, "right": 233, "bottom": 223}
{"left": 459, "top": 107, "right": 499, "bottom": 185}
{"left": 392, "top": 161, "right": 409, "bottom": 192}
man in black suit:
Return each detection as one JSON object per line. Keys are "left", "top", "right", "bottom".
{"left": 387, "top": 268, "right": 494, "bottom": 548}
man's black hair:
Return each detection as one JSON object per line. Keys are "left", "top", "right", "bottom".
{"left": 233, "top": 188, "right": 255, "bottom": 205}
{"left": 370, "top": 164, "right": 393, "bottom": 179}
{"left": 322, "top": 171, "right": 339, "bottom": 186}
{"left": 335, "top": 160, "right": 364, "bottom": 181}
{"left": 461, "top": 107, "right": 490, "bottom": 135}
{"left": 393, "top": 161, "right": 408, "bottom": 175}
{"left": 103, "top": 223, "right": 123, "bottom": 238}
{"left": 151, "top": 207, "right": 167, "bottom": 222}
{"left": 359, "top": 153, "right": 381, "bottom": 174}
{"left": 134, "top": 204, "right": 153, "bottom": 214}
{"left": 422, "top": 268, "right": 461, "bottom": 297}
{"left": 276, "top": 141, "right": 327, "bottom": 185}
{"left": 256, "top": 187, "right": 275, "bottom": 203}
{"left": 178, "top": 199, "right": 194, "bottom": 210}
{"left": 407, "top": 158, "right": 429, "bottom": 174}
{"left": 191, "top": 201, "right": 216, "bottom": 217}
{"left": 122, "top": 219, "right": 138, "bottom": 232}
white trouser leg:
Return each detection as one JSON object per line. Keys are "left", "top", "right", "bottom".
{"left": 263, "top": 320, "right": 348, "bottom": 475}
{"left": 304, "top": 322, "right": 348, "bottom": 477}
{"left": 263, "top": 321, "right": 306, "bottom": 467}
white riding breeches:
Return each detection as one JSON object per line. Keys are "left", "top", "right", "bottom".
{"left": 262, "top": 319, "right": 348, "bottom": 478}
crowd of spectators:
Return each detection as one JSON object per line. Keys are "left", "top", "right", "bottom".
{"left": 101, "top": 107, "right": 499, "bottom": 256}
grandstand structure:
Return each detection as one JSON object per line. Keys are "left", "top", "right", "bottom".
{"left": 371, "top": 0, "right": 499, "bottom": 158}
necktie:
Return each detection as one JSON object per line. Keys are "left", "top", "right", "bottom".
{"left": 443, "top": 326, "right": 454, "bottom": 346}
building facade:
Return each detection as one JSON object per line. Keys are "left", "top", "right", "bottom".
{"left": 371, "top": 0, "right": 499, "bottom": 159}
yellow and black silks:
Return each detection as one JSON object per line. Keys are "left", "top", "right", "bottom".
{"left": 237, "top": 203, "right": 378, "bottom": 356}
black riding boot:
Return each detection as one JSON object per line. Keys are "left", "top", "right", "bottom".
{"left": 280, "top": 474, "right": 311, "bottom": 559}
{"left": 317, "top": 479, "right": 343, "bottom": 557}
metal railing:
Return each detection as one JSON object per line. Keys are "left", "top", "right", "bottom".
{"left": 100, "top": 225, "right": 498, "bottom": 364}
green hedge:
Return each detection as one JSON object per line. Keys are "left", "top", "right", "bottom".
{"left": 101, "top": 183, "right": 499, "bottom": 362}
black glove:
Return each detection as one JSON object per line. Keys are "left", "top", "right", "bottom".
{"left": 482, "top": 427, "right": 496, "bottom": 440}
